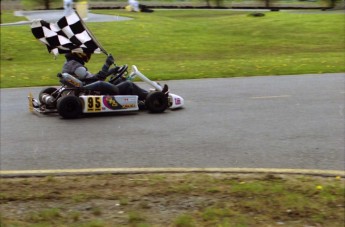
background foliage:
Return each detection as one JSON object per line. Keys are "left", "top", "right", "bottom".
{"left": 1, "top": 10, "right": 344, "bottom": 88}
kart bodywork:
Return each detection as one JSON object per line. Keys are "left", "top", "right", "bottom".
{"left": 28, "top": 65, "right": 184, "bottom": 118}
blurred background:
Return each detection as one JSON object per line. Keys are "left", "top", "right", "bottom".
{"left": 1, "top": 0, "right": 344, "bottom": 11}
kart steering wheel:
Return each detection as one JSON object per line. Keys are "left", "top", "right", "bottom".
{"left": 109, "top": 64, "right": 128, "bottom": 84}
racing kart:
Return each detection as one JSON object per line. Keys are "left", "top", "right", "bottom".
{"left": 28, "top": 65, "right": 184, "bottom": 119}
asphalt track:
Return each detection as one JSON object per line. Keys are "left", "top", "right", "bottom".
{"left": 1, "top": 73, "right": 344, "bottom": 177}
{"left": 0, "top": 10, "right": 132, "bottom": 26}
{"left": 1, "top": 11, "right": 344, "bottom": 177}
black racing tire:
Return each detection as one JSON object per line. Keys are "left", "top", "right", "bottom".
{"left": 57, "top": 95, "right": 82, "bottom": 119}
{"left": 39, "top": 87, "right": 57, "bottom": 104}
{"left": 145, "top": 91, "right": 168, "bottom": 113}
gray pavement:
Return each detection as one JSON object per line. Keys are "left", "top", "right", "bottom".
{"left": 1, "top": 10, "right": 344, "bottom": 173}
{"left": 1, "top": 73, "right": 344, "bottom": 171}
{"left": 0, "top": 10, "right": 131, "bottom": 26}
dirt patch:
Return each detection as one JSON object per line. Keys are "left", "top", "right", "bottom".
{"left": 1, "top": 173, "right": 344, "bottom": 226}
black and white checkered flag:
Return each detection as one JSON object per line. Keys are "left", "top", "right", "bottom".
{"left": 31, "top": 11, "right": 107, "bottom": 56}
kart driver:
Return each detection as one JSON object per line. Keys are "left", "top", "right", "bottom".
{"left": 62, "top": 52, "right": 156, "bottom": 100}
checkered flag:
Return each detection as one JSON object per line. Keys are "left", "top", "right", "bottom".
{"left": 31, "top": 11, "right": 107, "bottom": 56}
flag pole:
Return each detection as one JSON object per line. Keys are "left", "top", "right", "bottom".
{"left": 74, "top": 11, "right": 108, "bottom": 55}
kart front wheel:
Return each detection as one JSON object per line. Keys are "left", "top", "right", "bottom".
{"left": 57, "top": 96, "right": 82, "bottom": 119}
{"left": 145, "top": 91, "right": 168, "bottom": 113}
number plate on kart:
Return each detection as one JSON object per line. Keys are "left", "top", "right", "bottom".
{"left": 80, "top": 95, "right": 139, "bottom": 113}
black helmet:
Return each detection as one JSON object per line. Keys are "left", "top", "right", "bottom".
{"left": 65, "top": 52, "right": 91, "bottom": 63}
{"left": 73, "top": 52, "right": 91, "bottom": 63}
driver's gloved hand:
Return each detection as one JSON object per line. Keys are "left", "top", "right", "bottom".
{"left": 100, "top": 54, "right": 115, "bottom": 74}
{"left": 105, "top": 54, "right": 115, "bottom": 66}
{"left": 95, "top": 71, "right": 107, "bottom": 80}
{"left": 107, "top": 67, "right": 119, "bottom": 76}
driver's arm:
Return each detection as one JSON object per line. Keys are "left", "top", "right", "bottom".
{"left": 74, "top": 55, "right": 115, "bottom": 82}
{"left": 74, "top": 67, "right": 94, "bottom": 80}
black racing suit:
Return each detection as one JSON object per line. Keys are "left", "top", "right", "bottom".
{"left": 62, "top": 57, "right": 148, "bottom": 100}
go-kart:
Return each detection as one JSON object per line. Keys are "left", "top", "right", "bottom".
{"left": 28, "top": 65, "right": 184, "bottom": 119}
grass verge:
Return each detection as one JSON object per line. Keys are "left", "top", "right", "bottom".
{"left": 1, "top": 10, "right": 344, "bottom": 88}
{"left": 0, "top": 173, "right": 344, "bottom": 226}
{"left": 0, "top": 11, "right": 27, "bottom": 24}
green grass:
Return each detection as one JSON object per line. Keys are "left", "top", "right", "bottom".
{"left": 27, "top": 208, "right": 62, "bottom": 223}
{"left": 0, "top": 173, "right": 344, "bottom": 226}
{"left": 0, "top": 11, "right": 27, "bottom": 24}
{"left": 1, "top": 9, "right": 344, "bottom": 88}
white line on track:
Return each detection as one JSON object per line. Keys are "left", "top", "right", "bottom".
{"left": 250, "top": 95, "right": 291, "bottom": 99}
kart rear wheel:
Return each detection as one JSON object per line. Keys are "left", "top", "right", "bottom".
{"left": 39, "top": 87, "right": 57, "bottom": 103}
{"left": 145, "top": 91, "right": 168, "bottom": 113}
{"left": 57, "top": 96, "right": 82, "bottom": 119}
